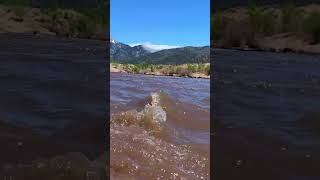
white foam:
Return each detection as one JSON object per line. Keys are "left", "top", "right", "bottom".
{"left": 143, "top": 92, "right": 167, "bottom": 123}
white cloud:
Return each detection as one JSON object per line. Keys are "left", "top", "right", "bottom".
{"left": 129, "top": 42, "right": 181, "bottom": 52}
{"left": 128, "top": 43, "right": 142, "bottom": 47}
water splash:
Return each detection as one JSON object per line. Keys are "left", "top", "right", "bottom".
{"left": 110, "top": 91, "right": 210, "bottom": 179}
{"left": 111, "top": 92, "right": 167, "bottom": 134}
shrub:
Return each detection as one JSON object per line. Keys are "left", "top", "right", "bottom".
{"left": 205, "top": 65, "right": 211, "bottom": 75}
{"left": 305, "top": 12, "right": 320, "bottom": 44}
{"left": 46, "top": 9, "right": 96, "bottom": 38}
{"left": 212, "top": 12, "right": 229, "bottom": 40}
{"left": 280, "top": 2, "right": 303, "bottom": 33}
{"left": 247, "top": 4, "right": 262, "bottom": 32}
{"left": 150, "top": 65, "right": 155, "bottom": 72}
{"left": 73, "top": 15, "right": 96, "bottom": 36}
{"left": 162, "top": 66, "right": 174, "bottom": 75}
{"left": 74, "top": 8, "right": 107, "bottom": 26}
{"left": 175, "top": 67, "right": 182, "bottom": 74}
{"left": 197, "top": 64, "right": 205, "bottom": 72}
{"left": 247, "top": 4, "right": 276, "bottom": 35}
{"left": 0, "top": 0, "right": 30, "bottom": 6}
{"left": 132, "top": 65, "right": 140, "bottom": 73}
{"left": 11, "top": 6, "right": 26, "bottom": 18}
{"left": 187, "top": 64, "right": 197, "bottom": 73}
{"left": 111, "top": 59, "right": 117, "bottom": 64}
{"left": 222, "top": 21, "right": 244, "bottom": 47}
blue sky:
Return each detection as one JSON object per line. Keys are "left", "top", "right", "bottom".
{"left": 111, "top": 0, "right": 210, "bottom": 50}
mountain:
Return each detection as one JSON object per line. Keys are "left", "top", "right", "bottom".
{"left": 110, "top": 39, "right": 150, "bottom": 61}
{"left": 127, "top": 46, "right": 210, "bottom": 64}
{"left": 110, "top": 39, "right": 210, "bottom": 64}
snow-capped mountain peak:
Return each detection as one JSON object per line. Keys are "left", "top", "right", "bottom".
{"left": 111, "top": 39, "right": 117, "bottom": 44}
{"left": 110, "top": 39, "right": 150, "bottom": 61}
{"left": 110, "top": 38, "right": 209, "bottom": 64}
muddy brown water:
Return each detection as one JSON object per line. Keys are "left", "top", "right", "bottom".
{"left": 110, "top": 73, "right": 210, "bottom": 179}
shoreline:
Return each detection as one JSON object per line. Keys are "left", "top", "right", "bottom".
{"left": 213, "top": 45, "right": 320, "bottom": 55}
{"left": 1, "top": 31, "right": 107, "bottom": 42}
{"left": 213, "top": 36, "right": 320, "bottom": 55}
{"left": 110, "top": 63, "right": 210, "bottom": 79}
{"left": 110, "top": 71, "right": 211, "bottom": 79}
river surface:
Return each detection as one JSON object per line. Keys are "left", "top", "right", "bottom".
{"left": 110, "top": 73, "right": 210, "bottom": 179}
{"left": 213, "top": 48, "right": 320, "bottom": 180}
{"left": 4, "top": 34, "right": 319, "bottom": 179}
{"left": 0, "top": 33, "right": 107, "bottom": 171}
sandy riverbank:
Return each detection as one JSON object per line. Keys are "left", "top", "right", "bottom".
{"left": 0, "top": 5, "right": 107, "bottom": 40}
{"left": 212, "top": 4, "right": 320, "bottom": 54}
{"left": 110, "top": 63, "right": 210, "bottom": 79}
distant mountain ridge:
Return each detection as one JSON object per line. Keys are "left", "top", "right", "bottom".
{"left": 110, "top": 38, "right": 150, "bottom": 61}
{"left": 128, "top": 46, "right": 210, "bottom": 64}
{"left": 110, "top": 39, "right": 210, "bottom": 64}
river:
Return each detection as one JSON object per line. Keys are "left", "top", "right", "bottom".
{"left": 110, "top": 73, "right": 210, "bottom": 179}
{"left": 3, "top": 34, "right": 318, "bottom": 179}
{"left": 213, "top": 48, "right": 320, "bottom": 180}
{"left": 0, "top": 33, "right": 107, "bottom": 172}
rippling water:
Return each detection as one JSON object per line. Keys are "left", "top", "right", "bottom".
{"left": 213, "top": 49, "right": 320, "bottom": 179}
{"left": 110, "top": 73, "right": 210, "bottom": 179}
{"left": 0, "top": 34, "right": 107, "bottom": 166}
